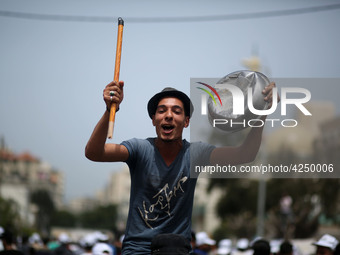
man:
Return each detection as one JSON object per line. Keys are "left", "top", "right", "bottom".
{"left": 85, "top": 80, "right": 276, "bottom": 254}
{"left": 0, "top": 230, "right": 24, "bottom": 255}
{"left": 312, "top": 234, "right": 339, "bottom": 255}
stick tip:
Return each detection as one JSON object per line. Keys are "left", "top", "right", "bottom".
{"left": 107, "top": 121, "right": 114, "bottom": 139}
{"left": 118, "top": 17, "right": 124, "bottom": 26}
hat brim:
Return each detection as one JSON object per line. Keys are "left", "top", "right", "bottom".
{"left": 147, "top": 89, "right": 193, "bottom": 119}
{"left": 217, "top": 247, "right": 231, "bottom": 255}
{"left": 196, "top": 239, "right": 216, "bottom": 247}
{"left": 312, "top": 241, "right": 333, "bottom": 250}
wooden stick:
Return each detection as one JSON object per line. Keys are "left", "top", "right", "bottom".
{"left": 108, "top": 17, "right": 124, "bottom": 139}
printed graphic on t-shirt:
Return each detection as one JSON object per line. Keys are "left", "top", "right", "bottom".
{"left": 138, "top": 175, "right": 188, "bottom": 229}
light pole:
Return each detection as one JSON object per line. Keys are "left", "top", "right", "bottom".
{"left": 242, "top": 51, "right": 267, "bottom": 237}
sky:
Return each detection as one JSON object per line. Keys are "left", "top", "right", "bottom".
{"left": 1, "top": 0, "right": 340, "bottom": 202}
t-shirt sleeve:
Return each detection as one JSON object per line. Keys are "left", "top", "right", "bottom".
{"left": 120, "top": 138, "right": 139, "bottom": 169}
{"left": 190, "top": 141, "right": 216, "bottom": 166}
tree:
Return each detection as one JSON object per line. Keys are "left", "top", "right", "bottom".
{"left": 209, "top": 145, "right": 340, "bottom": 239}
{"left": 0, "top": 196, "right": 21, "bottom": 231}
{"left": 79, "top": 204, "right": 118, "bottom": 232}
{"left": 208, "top": 179, "right": 261, "bottom": 239}
{"left": 30, "top": 189, "right": 55, "bottom": 235}
{"left": 50, "top": 210, "right": 77, "bottom": 227}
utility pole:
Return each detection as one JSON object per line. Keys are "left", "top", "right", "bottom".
{"left": 242, "top": 49, "right": 267, "bottom": 237}
{"left": 0, "top": 136, "right": 5, "bottom": 196}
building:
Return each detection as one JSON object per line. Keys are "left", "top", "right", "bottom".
{"left": 67, "top": 196, "right": 101, "bottom": 214}
{"left": 265, "top": 102, "right": 335, "bottom": 157}
{"left": 314, "top": 116, "right": 340, "bottom": 164}
{"left": 0, "top": 139, "right": 64, "bottom": 226}
{"left": 99, "top": 165, "right": 130, "bottom": 232}
{"left": 192, "top": 176, "right": 222, "bottom": 233}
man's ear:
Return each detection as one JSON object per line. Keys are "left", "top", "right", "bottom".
{"left": 152, "top": 115, "right": 156, "bottom": 126}
{"left": 184, "top": 116, "right": 190, "bottom": 128}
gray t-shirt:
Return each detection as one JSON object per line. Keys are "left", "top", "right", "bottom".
{"left": 120, "top": 138, "right": 215, "bottom": 255}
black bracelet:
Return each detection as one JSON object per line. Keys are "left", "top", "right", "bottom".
{"left": 107, "top": 105, "right": 120, "bottom": 113}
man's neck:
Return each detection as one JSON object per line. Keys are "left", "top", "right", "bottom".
{"left": 155, "top": 138, "right": 183, "bottom": 166}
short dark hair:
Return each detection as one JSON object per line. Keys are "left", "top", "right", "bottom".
{"left": 280, "top": 241, "right": 293, "bottom": 255}
{"left": 1, "top": 230, "right": 15, "bottom": 245}
{"left": 252, "top": 239, "right": 270, "bottom": 255}
{"left": 334, "top": 243, "right": 340, "bottom": 255}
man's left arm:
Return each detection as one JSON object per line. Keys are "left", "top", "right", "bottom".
{"left": 210, "top": 82, "right": 278, "bottom": 166}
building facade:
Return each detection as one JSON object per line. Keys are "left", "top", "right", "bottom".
{"left": 0, "top": 140, "right": 64, "bottom": 226}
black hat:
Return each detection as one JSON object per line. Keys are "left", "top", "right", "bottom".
{"left": 252, "top": 239, "right": 271, "bottom": 255}
{"left": 147, "top": 87, "right": 194, "bottom": 119}
{"left": 151, "top": 233, "right": 191, "bottom": 255}
{"left": 280, "top": 241, "right": 293, "bottom": 255}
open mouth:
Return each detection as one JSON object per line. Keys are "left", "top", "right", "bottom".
{"left": 161, "top": 124, "right": 175, "bottom": 133}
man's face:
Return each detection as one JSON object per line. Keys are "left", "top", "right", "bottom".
{"left": 152, "top": 97, "right": 189, "bottom": 142}
{"left": 316, "top": 246, "right": 333, "bottom": 255}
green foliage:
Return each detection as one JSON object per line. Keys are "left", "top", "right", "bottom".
{"left": 210, "top": 179, "right": 260, "bottom": 239}
{"left": 79, "top": 204, "right": 118, "bottom": 231}
{"left": 209, "top": 144, "right": 340, "bottom": 239}
{"left": 30, "top": 189, "right": 55, "bottom": 214}
{"left": 30, "top": 189, "right": 56, "bottom": 234}
{"left": 50, "top": 210, "right": 77, "bottom": 227}
{"left": 0, "top": 196, "right": 21, "bottom": 230}
{"left": 0, "top": 196, "right": 38, "bottom": 236}
{"left": 50, "top": 204, "right": 118, "bottom": 232}
{"left": 215, "top": 179, "right": 258, "bottom": 216}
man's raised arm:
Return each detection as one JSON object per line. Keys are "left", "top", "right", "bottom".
{"left": 85, "top": 80, "right": 129, "bottom": 162}
{"left": 210, "top": 82, "right": 278, "bottom": 166}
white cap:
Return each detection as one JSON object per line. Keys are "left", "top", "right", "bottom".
{"left": 217, "top": 239, "right": 232, "bottom": 255}
{"left": 219, "top": 239, "right": 232, "bottom": 248}
{"left": 237, "top": 238, "right": 249, "bottom": 250}
{"left": 80, "top": 234, "right": 96, "bottom": 247}
{"left": 119, "top": 235, "right": 125, "bottom": 243}
{"left": 196, "top": 232, "right": 216, "bottom": 247}
{"left": 93, "top": 231, "right": 109, "bottom": 242}
{"left": 217, "top": 247, "right": 232, "bottom": 255}
{"left": 29, "top": 233, "right": 42, "bottom": 244}
{"left": 313, "top": 234, "right": 339, "bottom": 251}
{"left": 270, "top": 239, "right": 281, "bottom": 254}
{"left": 92, "top": 243, "right": 113, "bottom": 255}
{"left": 58, "top": 233, "right": 71, "bottom": 244}
{"left": 0, "top": 227, "right": 4, "bottom": 252}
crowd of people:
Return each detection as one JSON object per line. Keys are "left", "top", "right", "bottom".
{"left": 0, "top": 227, "right": 123, "bottom": 255}
{"left": 1, "top": 226, "right": 339, "bottom": 255}
{"left": 190, "top": 231, "right": 340, "bottom": 255}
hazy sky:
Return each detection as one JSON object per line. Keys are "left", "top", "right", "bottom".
{"left": 1, "top": 0, "right": 340, "bottom": 202}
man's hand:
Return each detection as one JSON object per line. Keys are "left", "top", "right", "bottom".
{"left": 262, "top": 81, "right": 280, "bottom": 108}
{"left": 103, "top": 80, "right": 124, "bottom": 111}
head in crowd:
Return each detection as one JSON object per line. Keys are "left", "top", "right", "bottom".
{"left": 279, "top": 241, "right": 293, "bottom": 255}
{"left": 195, "top": 232, "right": 216, "bottom": 253}
{"left": 252, "top": 239, "right": 271, "bottom": 255}
{"left": 313, "top": 234, "right": 339, "bottom": 255}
